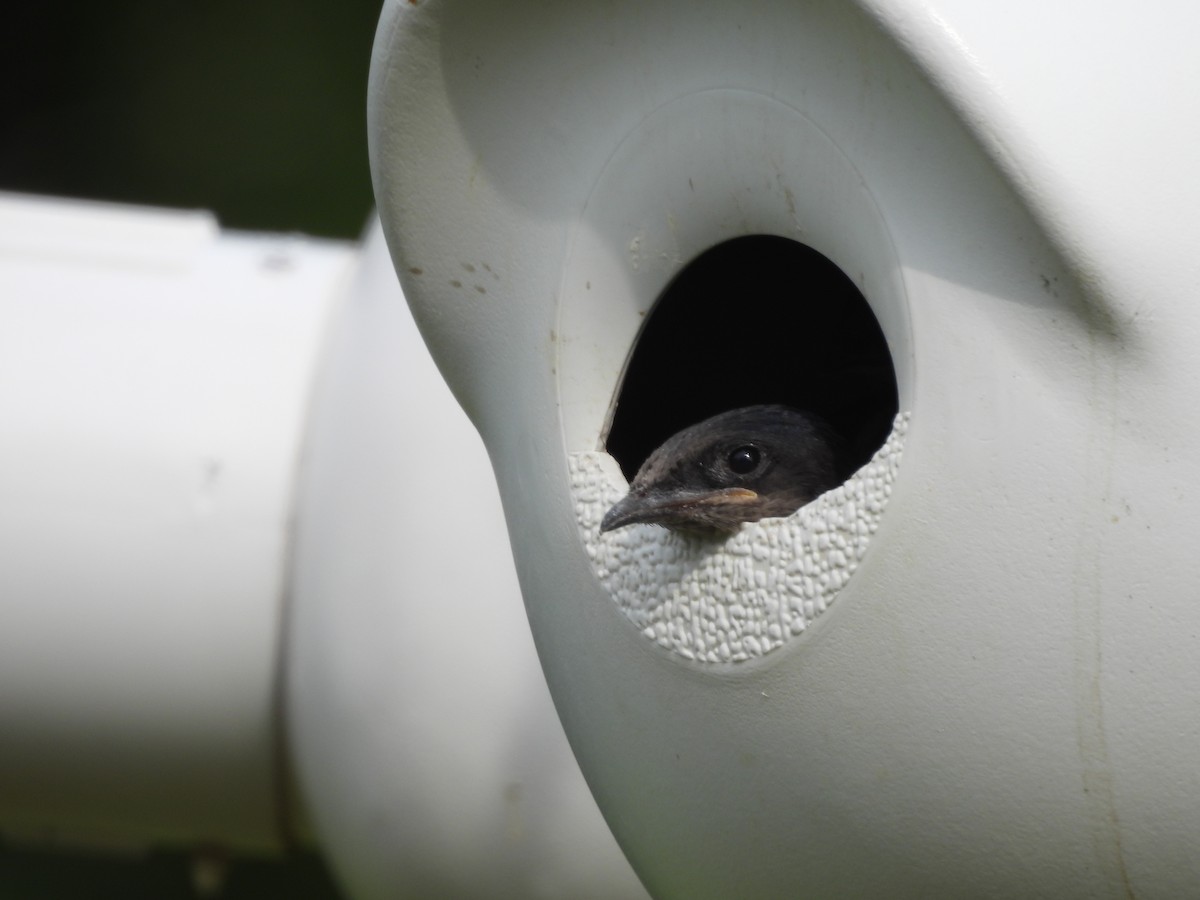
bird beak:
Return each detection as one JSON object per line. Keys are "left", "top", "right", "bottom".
{"left": 600, "top": 487, "right": 759, "bottom": 533}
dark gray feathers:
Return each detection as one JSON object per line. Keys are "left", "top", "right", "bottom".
{"left": 601, "top": 405, "right": 839, "bottom": 535}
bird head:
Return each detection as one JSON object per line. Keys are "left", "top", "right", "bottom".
{"left": 600, "top": 405, "right": 839, "bottom": 535}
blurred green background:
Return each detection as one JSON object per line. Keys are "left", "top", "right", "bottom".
{"left": 0, "top": 1, "right": 386, "bottom": 896}
{"left": 1, "top": 0, "right": 380, "bottom": 237}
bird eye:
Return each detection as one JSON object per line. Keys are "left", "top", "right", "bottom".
{"left": 727, "top": 445, "right": 760, "bottom": 474}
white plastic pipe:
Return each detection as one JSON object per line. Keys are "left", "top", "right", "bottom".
{"left": 0, "top": 193, "right": 647, "bottom": 898}
{"left": 0, "top": 193, "right": 351, "bottom": 849}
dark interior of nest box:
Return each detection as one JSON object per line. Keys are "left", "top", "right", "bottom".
{"left": 605, "top": 235, "right": 899, "bottom": 483}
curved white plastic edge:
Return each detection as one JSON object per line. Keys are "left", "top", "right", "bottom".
{"left": 284, "top": 220, "right": 650, "bottom": 899}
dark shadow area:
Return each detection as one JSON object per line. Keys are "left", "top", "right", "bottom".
{"left": 606, "top": 235, "right": 898, "bottom": 482}
{"left": 0, "top": 841, "right": 342, "bottom": 900}
{"left": 0, "top": 1, "right": 379, "bottom": 237}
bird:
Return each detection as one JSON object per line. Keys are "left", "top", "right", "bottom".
{"left": 600, "top": 405, "right": 841, "bottom": 535}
